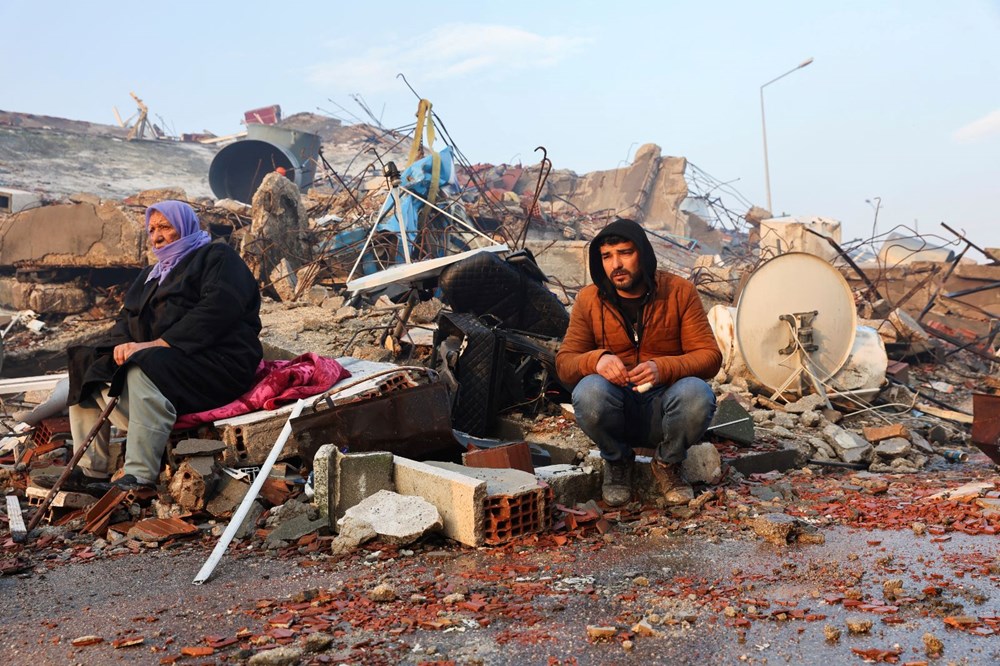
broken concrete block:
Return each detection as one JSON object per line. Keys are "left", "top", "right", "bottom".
{"left": 807, "top": 436, "right": 838, "bottom": 460}
{"left": 758, "top": 216, "right": 842, "bottom": 262}
{"left": 265, "top": 498, "right": 313, "bottom": 529}
{"left": 393, "top": 456, "right": 486, "bottom": 547}
{"left": 28, "top": 283, "right": 90, "bottom": 314}
{"left": 709, "top": 395, "right": 755, "bottom": 446}
{"left": 269, "top": 259, "right": 298, "bottom": 302}
{"left": 772, "top": 411, "right": 798, "bottom": 429}
{"left": 535, "top": 463, "right": 601, "bottom": 506}
{"left": 305, "top": 285, "right": 328, "bottom": 306}
{"left": 219, "top": 411, "right": 299, "bottom": 467}
{"left": 875, "top": 437, "right": 912, "bottom": 458}
{"left": 799, "top": 411, "right": 822, "bottom": 428}
{"left": 424, "top": 462, "right": 549, "bottom": 544}
{"left": 681, "top": 442, "right": 723, "bottom": 484}
{"left": 890, "top": 308, "right": 932, "bottom": 344}
{"left": 125, "top": 187, "right": 188, "bottom": 207}
{"left": 173, "top": 438, "right": 227, "bottom": 458}
{"left": 242, "top": 172, "right": 311, "bottom": 283}
{"left": 909, "top": 431, "right": 935, "bottom": 455}
{"left": 321, "top": 294, "right": 345, "bottom": 312}
{"left": 312, "top": 444, "right": 338, "bottom": 525}
{"left": 330, "top": 516, "right": 378, "bottom": 556}
{"left": 168, "top": 456, "right": 218, "bottom": 512}
{"left": 749, "top": 513, "right": 824, "bottom": 546}
{"left": 727, "top": 448, "right": 806, "bottom": 476}
{"left": 313, "top": 447, "right": 396, "bottom": 530}
{"left": 822, "top": 424, "right": 874, "bottom": 464}
{"left": 235, "top": 500, "right": 264, "bottom": 540}
{"left": 248, "top": 646, "right": 303, "bottom": 666}
{"left": 340, "top": 490, "right": 442, "bottom": 545}
{"left": 205, "top": 473, "right": 250, "bottom": 518}
{"left": 268, "top": 513, "right": 328, "bottom": 544}
{"left": 0, "top": 279, "right": 90, "bottom": 314}
{"left": 784, "top": 393, "right": 827, "bottom": 414}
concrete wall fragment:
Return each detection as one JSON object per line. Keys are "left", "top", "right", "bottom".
{"left": 0, "top": 201, "right": 145, "bottom": 269}
{"left": 758, "top": 217, "right": 841, "bottom": 262}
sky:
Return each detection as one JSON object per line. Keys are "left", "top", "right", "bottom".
{"left": 4, "top": 1, "right": 999, "bottom": 251}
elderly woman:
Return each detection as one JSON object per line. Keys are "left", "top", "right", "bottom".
{"left": 65, "top": 200, "right": 262, "bottom": 491}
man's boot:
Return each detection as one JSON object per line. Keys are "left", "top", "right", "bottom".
{"left": 602, "top": 459, "right": 633, "bottom": 507}
{"left": 650, "top": 459, "right": 693, "bottom": 505}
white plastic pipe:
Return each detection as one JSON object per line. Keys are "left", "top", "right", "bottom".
{"left": 193, "top": 399, "right": 305, "bottom": 584}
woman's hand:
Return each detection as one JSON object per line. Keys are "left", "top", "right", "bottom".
{"left": 113, "top": 339, "right": 169, "bottom": 366}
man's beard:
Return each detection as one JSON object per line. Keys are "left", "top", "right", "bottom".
{"left": 611, "top": 269, "right": 639, "bottom": 291}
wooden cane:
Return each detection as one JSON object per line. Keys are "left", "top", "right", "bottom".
{"left": 24, "top": 396, "right": 120, "bottom": 537}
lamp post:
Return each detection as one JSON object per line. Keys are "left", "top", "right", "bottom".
{"left": 760, "top": 57, "right": 813, "bottom": 214}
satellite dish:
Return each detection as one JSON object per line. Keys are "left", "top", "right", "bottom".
{"left": 735, "top": 252, "right": 856, "bottom": 396}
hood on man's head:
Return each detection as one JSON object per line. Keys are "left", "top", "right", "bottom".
{"left": 588, "top": 218, "right": 658, "bottom": 299}
{"left": 145, "top": 200, "right": 201, "bottom": 238}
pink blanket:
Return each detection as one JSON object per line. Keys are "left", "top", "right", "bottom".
{"left": 174, "top": 353, "right": 350, "bottom": 430}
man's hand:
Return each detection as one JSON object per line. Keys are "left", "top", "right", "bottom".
{"left": 113, "top": 339, "right": 169, "bottom": 366}
{"left": 627, "top": 360, "right": 659, "bottom": 391}
{"left": 595, "top": 354, "right": 629, "bottom": 386}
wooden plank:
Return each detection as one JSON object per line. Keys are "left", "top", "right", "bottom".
{"left": 6, "top": 495, "right": 26, "bottom": 542}
{"left": 916, "top": 403, "right": 975, "bottom": 425}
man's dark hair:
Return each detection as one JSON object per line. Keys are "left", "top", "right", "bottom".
{"left": 597, "top": 234, "right": 630, "bottom": 248}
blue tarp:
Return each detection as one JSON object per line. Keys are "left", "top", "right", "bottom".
{"left": 375, "top": 146, "right": 455, "bottom": 263}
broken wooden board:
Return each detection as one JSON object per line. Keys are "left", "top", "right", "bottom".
{"left": 924, "top": 481, "right": 994, "bottom": 502}
{"left": 916, "top": 403, "right": 975, "bottom": 424}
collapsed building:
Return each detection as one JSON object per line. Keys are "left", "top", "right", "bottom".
{"left": 1, "top": 103, "right": 998, "bottom": 574}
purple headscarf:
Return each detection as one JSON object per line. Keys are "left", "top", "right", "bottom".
{"left": 144, "top": 200, "right": 211, "bottom": 284}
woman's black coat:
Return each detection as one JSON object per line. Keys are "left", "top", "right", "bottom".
{"left": 67, "top": 241, "right": 263, "bottom": 415}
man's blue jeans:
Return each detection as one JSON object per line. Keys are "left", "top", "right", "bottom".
{"left": 572, "top": 374, "right": 717, "bottom": 464}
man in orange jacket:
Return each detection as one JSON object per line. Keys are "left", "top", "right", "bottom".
{"left": 556, "top": 218, "right": 722, "bottom": 507}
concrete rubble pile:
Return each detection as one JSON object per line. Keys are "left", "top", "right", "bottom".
{"left": 1, "top": 106, "right": 998, "bottom": 572}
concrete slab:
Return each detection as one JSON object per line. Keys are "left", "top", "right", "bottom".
{"left": 535, "top": 463, "right": 601, "bottom": 506}
{"left": 393, "top": 456, "right": 486, "bottom": 547}
{"left": 424, "top": 462, "right": 541, "bottom": 496}
{"left": 0, "top": 201, "right": 145, "bottom": 269}
{"left": 340, "top": 490, "right": 442, "bottom": 545}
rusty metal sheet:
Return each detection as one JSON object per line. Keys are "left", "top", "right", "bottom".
{"left": 292, "top": 383, "right": 463, "bottom": 469}
{"left": 972, "top": 393, "right": 1000, "bottom": 465}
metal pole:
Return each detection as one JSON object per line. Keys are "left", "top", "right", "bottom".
{"left": 760, "top": 57, "right": 814, "bottom": 214}
{"left": 193, "top": 399, "right": 305, "bottom": 584}
{"left": 760, "top": 86, "right": 772, "bottom": 213}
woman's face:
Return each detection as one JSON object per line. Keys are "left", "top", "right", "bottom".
{"left": 148, "top": 211, "right": 181, "bottom": 250}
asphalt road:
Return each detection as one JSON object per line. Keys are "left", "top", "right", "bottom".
{"left": 1, "top": 522, "right": 996, "bottom": 665}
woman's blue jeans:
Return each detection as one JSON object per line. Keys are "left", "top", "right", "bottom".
{"left": 572, "top": 374, "right": 716, "bottom": 464}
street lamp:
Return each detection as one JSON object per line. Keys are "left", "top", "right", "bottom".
{"left": 760, "top": 57, "right": 814, "bottom": 214}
